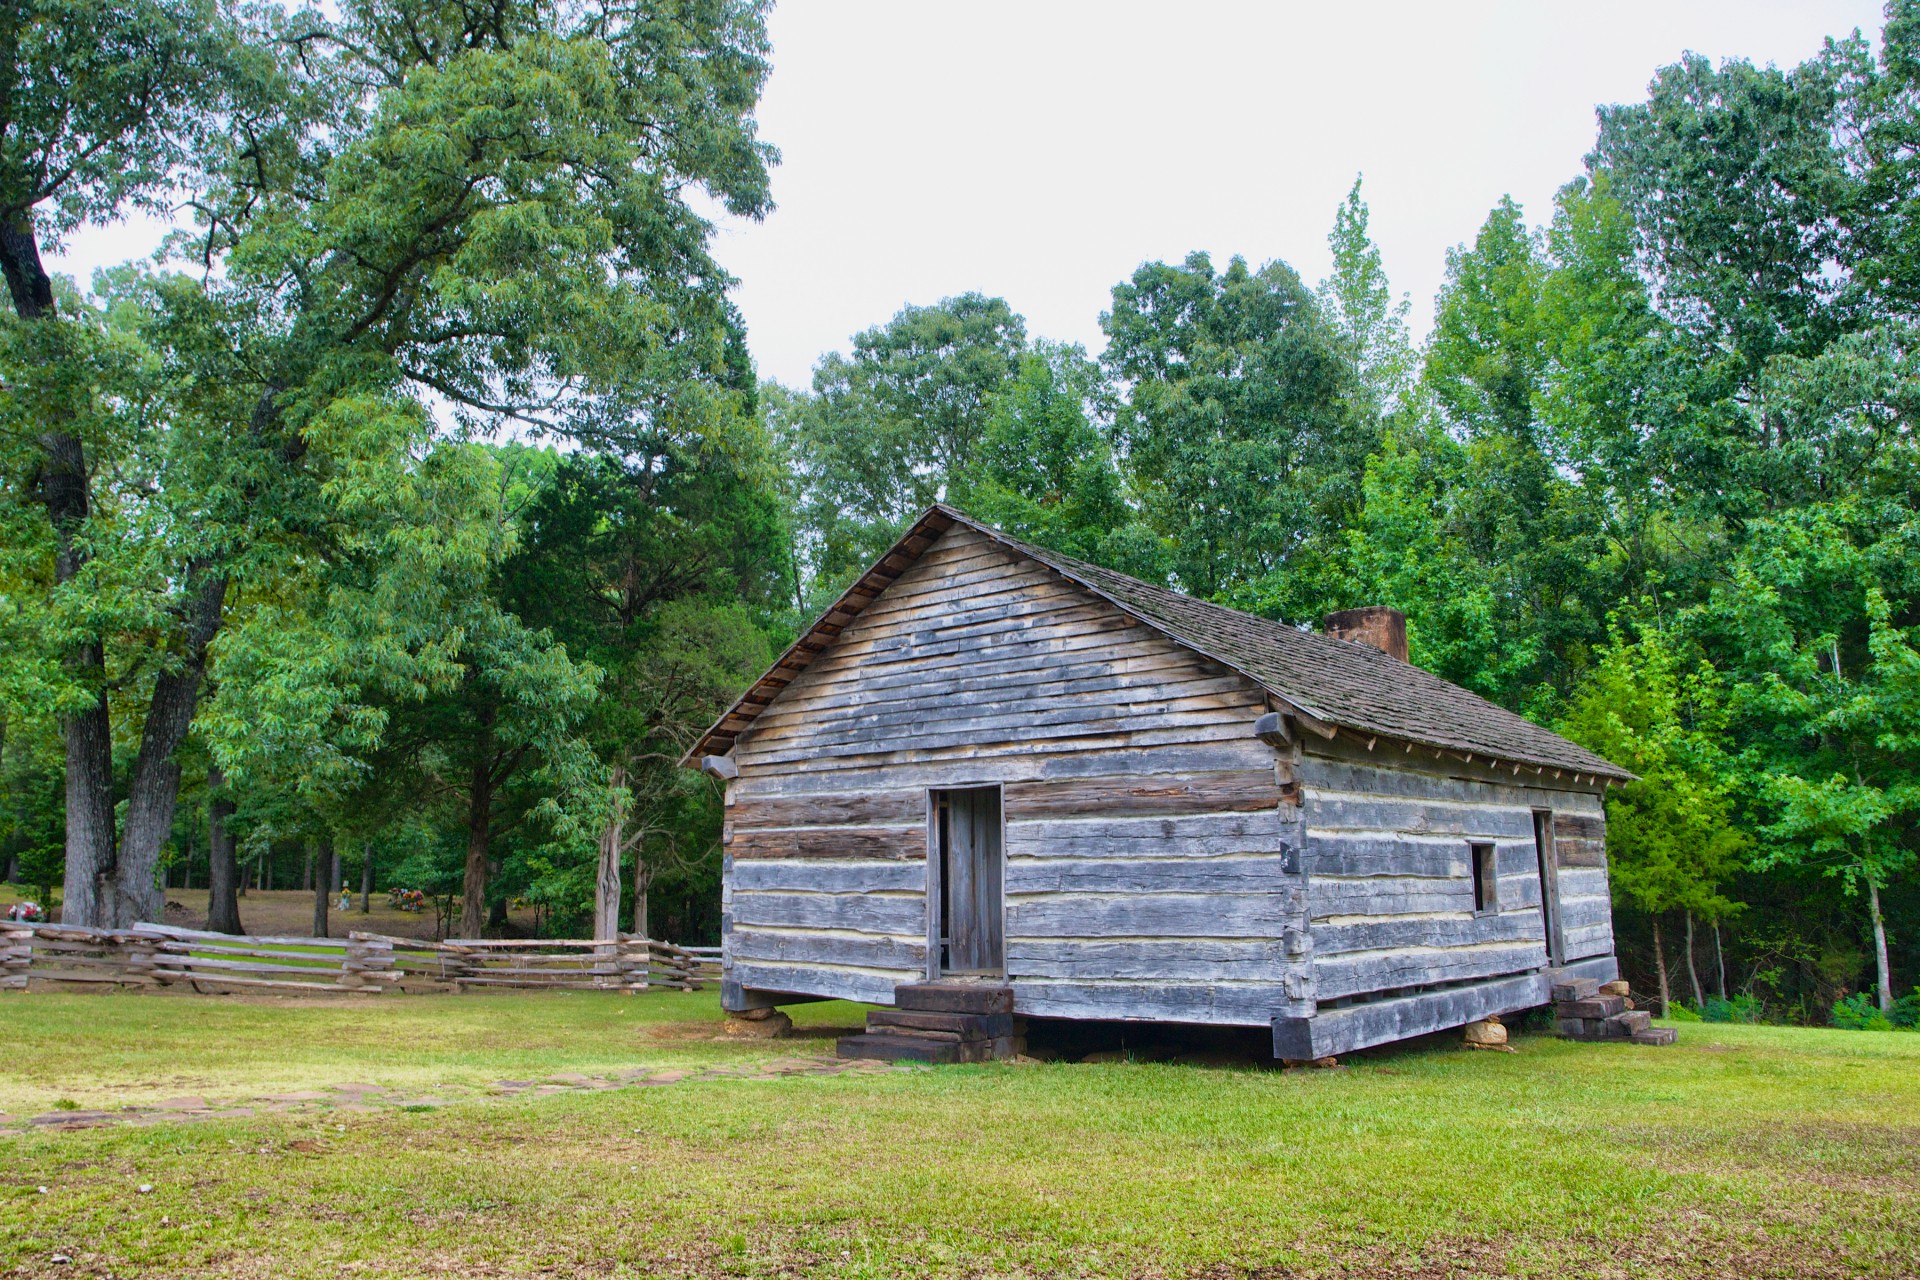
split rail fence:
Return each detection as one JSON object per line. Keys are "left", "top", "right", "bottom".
{"left": 0, "top": 923, "right": 719, "bottom": 996}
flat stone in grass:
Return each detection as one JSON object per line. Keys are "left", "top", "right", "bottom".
{"left": 262, "top": 1091, "right": 332, "bottom": 1103}
{"left": 30, "top": 1111, "right": 118, "bottom": 1126}
{"left": 330, "top": 1083, "right": 387, "bottom": 1095}
{"left": 154, "top": 1097, "right": 211, "bottom": 1111}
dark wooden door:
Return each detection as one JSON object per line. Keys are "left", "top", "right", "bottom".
{"left": 1533, "top": 809, "right": 1564, "bottom": 966}
{"left": 935, "top": 787, "right": 1003, "bottom": 974}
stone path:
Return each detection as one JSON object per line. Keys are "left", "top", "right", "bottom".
{"left": 0, "top": 1053, "right": 917, "bottom": 1137}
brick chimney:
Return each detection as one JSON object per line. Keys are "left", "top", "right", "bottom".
{"left": 1324, "top": 607, "right": 1408, "bottom": 662}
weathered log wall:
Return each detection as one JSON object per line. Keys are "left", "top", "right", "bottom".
{"left": 1297, "top": 736, "right": 1613, "bottom": 1009}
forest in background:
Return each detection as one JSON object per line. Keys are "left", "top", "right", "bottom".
{"left": 1, "top": 0, "right": 1915, "bottom": 1025}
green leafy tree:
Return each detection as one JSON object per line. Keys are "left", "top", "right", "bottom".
{"left": 1698, "top": 501, "right": 1919, "bottom": 1014}
{"left": 1317, "top": 177, "right": 1414, "bottom": 420}
{"left": 0, "top": 0, "right": 248, "bottom": 925}
{"left": 1102, "top": 251, "right": 1370, "bottom": 607}
{"left": 948, "top": 341, "right": 1168, "bottom": 579}
{"left": 502, "top": 439, "right": 788, "bottom": 938}
{"left": 0, "top": 0, "right": 777, "bottom": 927}
{"left": 1561, "top": 625, "right": 1746, "bottom": 1012}
{"left": 785, "top": 293, "right": 1027, "bottom": 592}
{"left": 1349, "top": 196, "right": 1612, "bottom": 715}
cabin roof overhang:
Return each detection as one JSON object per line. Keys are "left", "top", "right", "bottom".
{"left": 682, "top": 505, "right": 1634, "bottom": 785}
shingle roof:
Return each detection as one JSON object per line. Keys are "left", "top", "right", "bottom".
{"left": 686, "top": 505, "right": 1632, "bottom": 782}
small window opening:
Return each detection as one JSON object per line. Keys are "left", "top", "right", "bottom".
{"left": 1470, "top": 842, "right": 1498, "bottom": 915}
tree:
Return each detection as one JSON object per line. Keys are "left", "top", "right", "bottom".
{"left": 502, "top": 440, "right": 789, "bottom": 939}
{"left": 785, "top": 293, "right": 1027, "bottom": 592}
{"left": 1, "top": 0, "right": 778, "bottom": 927}
{"left": 1101, "top": 251, "right": 1369, "bottom": 607}
{"left": 947, "top": 340, "right": 1167, "bottom": 580}
{"left": 1317, "top": 177, "right": 1414, "bottom": 420}
{"left": 0, "top": 0, "right": 243, "bottom": 925}
{"left": 1698, "top": 499, "right": 1919, "bottom": 1014}
{"left": 1561, "top": 625, "right": 1746, "bottom": 1012}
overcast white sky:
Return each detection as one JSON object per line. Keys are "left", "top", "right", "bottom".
{"left": 51, "top": 1, "right": 1887, "bottom": 389}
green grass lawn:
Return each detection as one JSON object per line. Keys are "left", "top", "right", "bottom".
{"left": 1, "top": 991, "right": 1915, "bottom": 1278}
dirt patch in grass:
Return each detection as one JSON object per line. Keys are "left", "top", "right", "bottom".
{"left": 1622, "top": 1117, "right": 1920, "bottom": 1196}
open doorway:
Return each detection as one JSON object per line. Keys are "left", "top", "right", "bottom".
{"left": 931, "top": 786, "right": 1004, "bottom": 976}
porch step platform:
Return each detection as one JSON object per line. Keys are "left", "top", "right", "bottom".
{"left": 893, "top": 980, "right": 1015, "bottom": 1015}
{"left": 836, "top": 983, "right": 1022, "bottom": 1064}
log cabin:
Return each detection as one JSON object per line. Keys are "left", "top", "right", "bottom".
{"left": 683, "top": 504, "right": 1632, "bottom": 1062}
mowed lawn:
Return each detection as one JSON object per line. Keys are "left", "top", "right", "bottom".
{"left": 1, "top": 991, "right": 1916, "bottom": 1279}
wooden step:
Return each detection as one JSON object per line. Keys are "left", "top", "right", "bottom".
{"left": 1550, "top": 977, "right": 1600, "bottom": 1003}
{"left": 837, "top": 1033, "right": 966, "bottom": 1064}
{"left": 868, "top": 1008, "right": 1014, "bottom": 1039}
{"left": 893, "top": 981, "right": 1013, "bottom": 1015}
{"left": 1556, "top": 995, "right": 1626, "bottom": 1019}
{"left": 1557, "top": 1009, "right": 1658, "bottom": 1042}
{"left": 836, "top": 1029, "right": 1024, "bottom": 1065}
{"left": 1607, "top": 1010, "right": 1652, "bottom": 1036}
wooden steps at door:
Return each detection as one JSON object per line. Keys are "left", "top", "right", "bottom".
{"left": 836, "top": 981, "right": 1022, "bottom": 1064}
{"left": 1550, "top": 977, "right": 1676, "bottom": 1046}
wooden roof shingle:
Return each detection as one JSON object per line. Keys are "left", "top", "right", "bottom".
{"left": 685, "top": 504, "right": 1632, "bottom": 782}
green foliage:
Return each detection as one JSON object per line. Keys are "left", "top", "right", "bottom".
{"left": 1560, "top": 625, "right": 1745, "bottom": 923}
{"left": 948, "top": 341, "right": 1168, "bottom": 580}
{"left": 782, "top": 293, "right": 1026, "bottom": 591}
{"left": 0, "top": 0, "right": 234, "bottom": 240}
{"left": 1102, "top": 250, "right": 1373, "bottom": 606}
{"left": 1697, "top": 994, "right": 1764, "bottom": 1024}
{"left": 1317, "top": 177, "right": 1415, "bottom": 419}
{"left": 1832, "top": 993, "right": 1895, "bottom": 1031}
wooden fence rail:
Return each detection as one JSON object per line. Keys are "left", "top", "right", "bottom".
{"left": 0, "top": 923, "right": 713, "bottom": 996}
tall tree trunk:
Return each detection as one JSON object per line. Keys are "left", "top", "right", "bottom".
{"left": 360, "top": 843, "right": 373, "bottom": 914}
{"left": 110, "top": 570, "right": 228, "bottom": 926}
{"left": 594, "top": 765, "right": 626, "bottom": 940}
{"left": 631, "top": 848, "right": 648, "bottom": 941}
{"left": 1684, "top": 912, "right": 1705, "bottom": 1009}
{"left": 302, "top": 846, "right": 313, "bottom": 892}
{"left": 461, "top": 736, "right": 494, "bottom": 939}
{"left": 1652, "top": 916, "right": 1671, "bottom": 1018}
{"left": 1869, "top": 877, "right": 1893, "bottom": 1014}
{"left": 206, "top": 765, "right": 243, "bottom": 934}
{"left": 1713, "top": 920, "right": 1727, "bottom": 1001}
{"left": 6, "top": 217, "right": 117, "bottom": 929}
{"left": 60, "top": 672, "right": 115, "bottom": 927}
{"left": 311, "top": 834, "right": 333, "bottom": 938}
